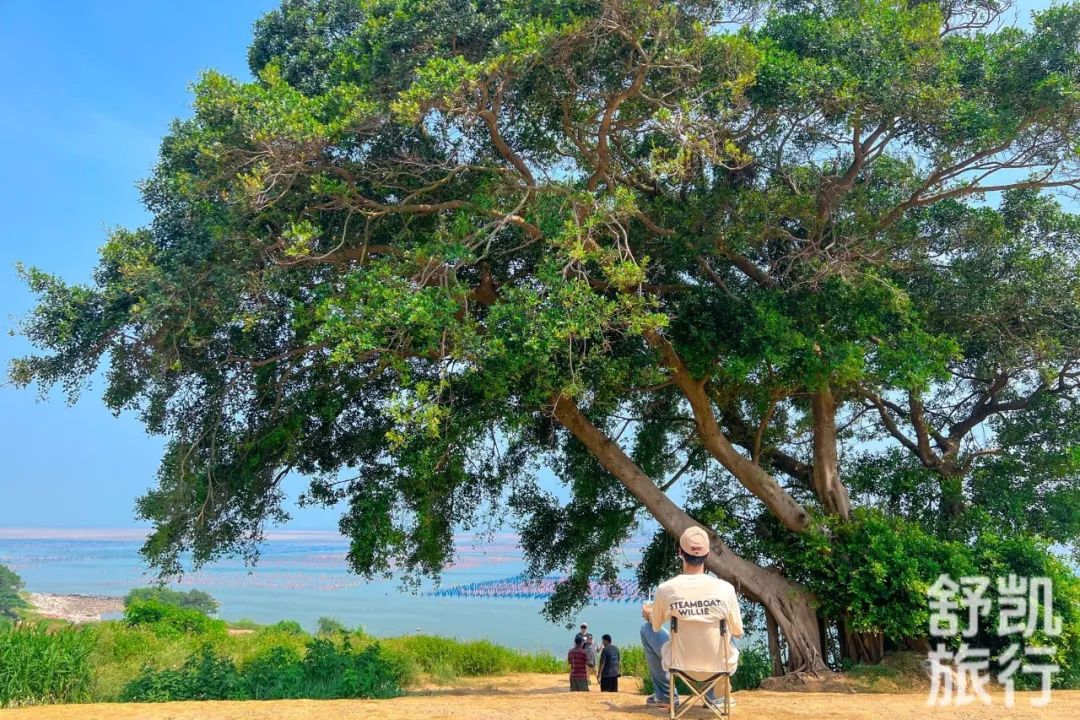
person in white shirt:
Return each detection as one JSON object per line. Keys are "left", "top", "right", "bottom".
{"left": 574, "top": 622, "right": 588, "bottom": 645}
{"left": 640, "top": 526, "right": 744, "bottom": 710}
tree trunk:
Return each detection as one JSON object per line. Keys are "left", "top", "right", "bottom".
{"left": 810, "top": 385, "right": 851, "bottom": 520}
{"left": 552, "top": 394, "right": 831, "bottom": 676}
{"left": 749, "top": 569, "right": 830, "bottom": 675}
{"left": 765, "top": 608, "right": 784, "bottom": 676}
{"left": 939, "top": 473, "right": 964, "bottom": 531}
{"left": 818, "top": 614, "right": 831, "bottom": 667}
{"left": 903, "top": 636, "right": 930, "bottom": 654}
{"left": 841, "top": 615, "right": 885, "bottom": 665}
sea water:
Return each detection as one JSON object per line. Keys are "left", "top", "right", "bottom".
{"left": 0, "top": 532, "right": 649, "bottom": 656}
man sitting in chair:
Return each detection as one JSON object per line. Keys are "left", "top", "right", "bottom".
{"left": 640, "top": 526, "right": 744, "bottom": 712}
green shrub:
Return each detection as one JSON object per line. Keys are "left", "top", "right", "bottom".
{"left": 240, "top": 646, "right": 305, "bottom": 698}
{"left": 620, "top": 645, "right": 647, "bottom": 679}
{"left": 121, "top": 635, "right": 409, "bottom": 701}
{"left": 762, "top": 510, "right": 1080, "bottom": 687}
{"left": 381, "top": 635, "right": 561, "bottom": 677}
{"left": 261, "top": 619, "right": 305, "bottom": 636}
{"left": 0, "top": 564, "right": 27, "bottom": 621}
{"left": 124, "top": 587, "right": 219, "bottom": 615}
{"left": 776, "top": 509, "right": 976, "bottom": 643}
{"left": 964, "top": 533, "right": 1080, "bottom": 690}
{"left": 21, "top": 618, "right": 563, "bottom": 705}
{"left": 730, "top": 644, "right": 771, "bottom": 691}
{"left": 316, "top": 616, "right": 346, "bottom": 636}
{"left": 88, "top": 618, "right": 311, "bottom": 701}
{"left": 124, "top": 599, "right": 227, "bottom": 637}
{"left": 340, "top": 642, "right": 411, "bottom": 699}
{"left": 89, "top": 622, "right": 184, "bottom": 700}
{"left": 0, "top": 623, "right": 95, "bottom": 707}
{"left": 120, "top": 644, "right": 241, "bottom": 701}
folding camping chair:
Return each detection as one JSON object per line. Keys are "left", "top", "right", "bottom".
{"left": 667, "top": 616, "right": 732, "bottom": 719}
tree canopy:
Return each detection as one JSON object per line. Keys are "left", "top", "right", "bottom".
{"left": 13, "top": 0, "right": 1080, "bottom": 674}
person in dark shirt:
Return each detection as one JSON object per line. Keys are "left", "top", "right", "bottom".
{"left": 567, "top": 636, "right": 590, "bottom": 691}
{"left": 597, "top": 634, "right": 621, "bottom": 692}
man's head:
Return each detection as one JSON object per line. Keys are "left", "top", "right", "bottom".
{"left": 679, "top": 526, "right": 709, "bottom": 569}
{"left": 574, "top": 636, "right": 584, "bottom": 648}
{"left": 580, "top": 623, "right": 588, "bottom": 632}
{"left": 601, "top": 634, "right": 612, "bottom": 646}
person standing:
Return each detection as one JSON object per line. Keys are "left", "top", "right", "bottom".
{"left": 597, "top": 634, "right": 621, "bottom": 692}
{"left": 567, "top": 636, "right": 590, "bottom": 692}
{"left": 640, "top": 526, "right": 744, "bottom": 710}
{"left": 584, "top": 632, "right": 597, "bottom": 672}
{"left": 574, "top": 622, "right": 588, "bottom": 645}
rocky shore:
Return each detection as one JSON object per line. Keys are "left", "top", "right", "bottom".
{"left": 27, "top": 592, "right": 124, "bottom": 623}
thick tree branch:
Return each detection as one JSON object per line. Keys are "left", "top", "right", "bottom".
{"left": 810, "top": 385, "right": 851, "bottom": 519}
{"left": 644, "top": 330, "right": 811, "bottom": 532}
{"left": 551, "top": 393, "right": 829, "bottom": 674}
{"left": 479, "top": 81, "right": 536, "bottom": 187}
{"left": 716, "top": 241, "right": 776, "bottom": 288}
{"left": 551, "top": 394, "right": 766, "bottom": 602}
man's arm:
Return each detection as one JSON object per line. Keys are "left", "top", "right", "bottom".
{"left": 727, "top": 588, "right": 744, "bottom": 638}
{"left": 650, "top": 585, "right": 669, "bottom": 632}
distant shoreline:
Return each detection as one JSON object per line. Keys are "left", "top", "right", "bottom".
{"left": 0, "top": 527, "right": 349, "bottom": 542}
{"left": 26, "top": 592, "right": 124, "bottom": 623}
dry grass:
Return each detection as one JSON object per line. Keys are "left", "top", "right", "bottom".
{"left": 3, "top": 673, "right": 1078, "bottom": 720}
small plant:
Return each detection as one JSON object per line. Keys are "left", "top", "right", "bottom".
{"left": 730, "top": 644, "right": 771, "bottom": 691}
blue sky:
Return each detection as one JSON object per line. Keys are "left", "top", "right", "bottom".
{"left": 0, "top": 1, "right": 1059, "bottom": 530}
{"left": 0, "top": 0, "right": 288, "bottom": 529}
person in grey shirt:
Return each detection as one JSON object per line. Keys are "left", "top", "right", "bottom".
{"left": 597, "top": 634, "right": 621, "bottom": 692}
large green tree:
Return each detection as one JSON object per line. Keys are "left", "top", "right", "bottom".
{"left": 13, "top": 0, "right": 1080, "bottom": 674}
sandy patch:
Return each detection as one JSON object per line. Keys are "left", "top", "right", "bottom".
{"left": 25, "top": 593, "right": 124, "bottom": 623}
{"left": 2, "top": 673, "right": 1077, "bottom": 719}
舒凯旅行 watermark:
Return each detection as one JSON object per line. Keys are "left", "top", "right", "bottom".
{"left": 927, "top": 574, "right": 1063, "bottom": 707}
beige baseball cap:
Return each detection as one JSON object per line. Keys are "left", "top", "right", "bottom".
{"left": 679, "top": 526, "right": 710, "bottom": 557}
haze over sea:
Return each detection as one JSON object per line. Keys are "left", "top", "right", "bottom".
{"left": 0, "top": 528, "right": 650, "bottom": 656}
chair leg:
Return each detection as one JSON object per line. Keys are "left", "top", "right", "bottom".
{"left": 668, "top": 670, "right": 675, "bottom": 720}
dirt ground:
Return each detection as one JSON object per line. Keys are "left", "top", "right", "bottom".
{"left": 3, "top": 674, "right": 1077, "bottom": 720}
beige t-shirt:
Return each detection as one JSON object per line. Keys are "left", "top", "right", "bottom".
{"left": 650, "top": 573, "right": 743, "bottom": 671}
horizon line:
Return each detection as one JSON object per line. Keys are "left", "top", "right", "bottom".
{"left": 0, "top": 527, "right": 535, "bottom": 544}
